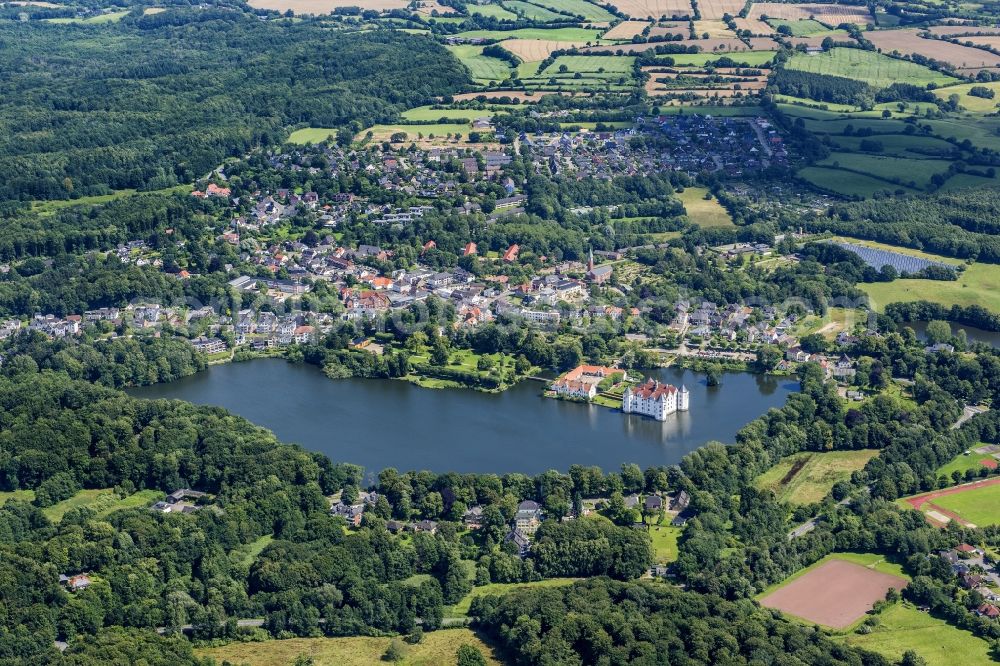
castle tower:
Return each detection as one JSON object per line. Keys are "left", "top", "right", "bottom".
{"left": 678, "top": 385, "right": 690, "bottom": 411}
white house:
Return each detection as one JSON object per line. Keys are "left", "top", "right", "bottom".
{"left": 622, "top": 379, "right": 689, "bottom": 421}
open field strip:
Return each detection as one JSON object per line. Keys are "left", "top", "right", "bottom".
{"left": 862, "top": 263, "right": 1000, "bottom": 313}
{"left": 785, "top": 48, "right": 958, "bottom": 87}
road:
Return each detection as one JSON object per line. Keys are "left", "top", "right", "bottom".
{"left": 951, "top": 405, "right": 987, "bottom": 430}
{"left": 788, "top": 491, "right": 863, "bottom": 540}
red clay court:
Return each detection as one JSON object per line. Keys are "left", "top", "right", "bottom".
{"left": 759, "top": 560, "right": 908, "bottom": 628}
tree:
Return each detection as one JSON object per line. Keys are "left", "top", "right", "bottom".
{"left": 383, "top": 638, "right": 407, "bottom": 662}
{"left": 705, "top": 364, "right": 722, "bottom": 387}
{"left": 456, "top": 644, "right": 487, "bottom": 666}
{"left": 925, "top": 320, "right": 951, "bottom": 345}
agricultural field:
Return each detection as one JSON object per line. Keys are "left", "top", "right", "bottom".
{"left": 692, "top": 20, "right": 736, "bottom": 38}
{"left": 749, "top": 2, "right": 872, "bottom": 24}
{"left": 525, "top": 0, "right": 617, "bottom": 22}
{"left": 446, "top": 45, "right": 513, "bottom": 83}
{"left": 758, "top": 553, "right": 909, "bottom": 629}
{"left": 602, "top": 19, "right": 650, "bottom": 40}
{"left": 767, "top": 18, "right": 834, "bottom": 36}
{"left": 861, "top": 262, "right": 1000, "bottom": 314}
{"left": 504, "top": 1, "right": 568, "bottom": 21}
{"left": 866, "top": 29, "right": 1000, "bottom": 71}
{"left": 755, "top": 450, "right": 879, "bottom": 505}
{"left": 609, "top": 0, "right": 692, "bottom": 19}
{"left": 196, "top": 629, "right": 502, "bottom": 666}
{"left": 797, "top": 166, "right": 919, "bottom": 198}
{"left": 677, "top": 187, "right": 734, "bottom": 228}
{"left": 932, "top": 81, "right": 1000, "bottom": 113}
{"left": 499, "top": 38, "right": 591, "bottom": 61}
{"left": 902, "top": 478, "right": 1000, "bottom": 527}
{"left": 401, "top": 105, "right": 500, "bottom": 121}
{"left": 840, "top": 603, "right": 997, "bottom": 666}
{"left": 454, "top": 27, "right": 604, "bottom": 41}
{"left": 817, "top": 153, "right": 953, "bottom": 191}
{"left": 527, "top": 55, "right": 638, "bottom": 90}
{"left": 784, "top": 48, "right": 958, "bottom": 88}
{"left": 467, "top": 2, "right": 519, "bottom": 19}
{"left": 665, "top": 51, "right": 777, "bottom": 66}
{"left": 246, "top": 0, "right": 407, "bottom": 11}
{"left": 827, "top": 133, "right": 959, "bottom": 159}
{"left": 697, "top": 0, "right": 744, "bottom": 20}
{"left": 731, "top": 17, "right": 773, "bottom": 35}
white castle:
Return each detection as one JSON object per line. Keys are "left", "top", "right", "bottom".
{"left": 622, "top": 378, "right": 690, "bottom": 421}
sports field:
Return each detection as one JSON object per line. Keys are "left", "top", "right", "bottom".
{"left": 902, "top": 477, "right": 1000, "bottom": 527}
{"left": 755, "top": 450, "right": 879, "bottom": 505}
{"left": 840, "top": 603, "right": 997, "bottom": 666}
{"left": 196, "top": 628, "right": 501, "bottom": 666}
{"left": 759, "top": 557, "right": 908, "bottom": 629}
{"left": 785, "top": 48, "right": 958, "bottom": 88}
{"left": 862, "top": 263, "right": 1000, "bottom": 314}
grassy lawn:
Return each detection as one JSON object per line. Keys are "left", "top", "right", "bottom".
{"left": 0, "top": 489, "right": 35, "bottom": 506}
{"left": 785, "top": 48, "right": 957, "bottom": 88}
{"left": 932, "top": 482, "right": 1000, "bottom": 527}
{"left": 444, "top": 578, "right": 579, "bottom": 618}
{"left": 677, "top": 186, "right": 734, "bottom": 228}
{"left": 755, "top": 450, "right": 879, "bottom": 505}
{"left": 402, "top": 105, "right": 500, "bottom": 122}
{"left": 839, "top": 603, "right": 996, "bottom": 666}
{"left": 648, "top": 524, "right": 681, "bottom": 563}
{"left": 445, "top": 45, "right": 513, "bottom": 83}
{"left": 287, "top": 127, "right": 337, "bottom": 143}
{"left": 237, "top": 535, "right": 274, "bottom": 567}
{"left": 196, "top": 628, "right": 502, "bottom": 666}
{"left": 30, "top": 185, "right": 192, "bottom": 214}
{"left": 862, "top": 263, "right": 1000, "bottom": 313}
{"left": 42, "top": 488, "right": 162, "bottom": 522}
{"left": 936, "top": 449, "right": 997, "bottom": 478}
{"left": 757, "top": 552, "right": 909, "bottom": 599}
{"left": 45, "top": 10, "right": 128, "bottom": 23}
{"left": 798, "top": 166, "right": 919, "bottom": 198}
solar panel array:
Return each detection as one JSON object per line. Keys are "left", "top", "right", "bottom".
{"left": 832, "top": 242, "right": 956, "bottom": 274}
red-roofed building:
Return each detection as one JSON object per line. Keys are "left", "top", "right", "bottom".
{"left": 463, "top": 242, "right": 478, "bottom": 256}
{"left": 422, "top": 240, "right": 436, "bottom": 253}
{"left": 552, "top": 365, "right": 618, "bottom": 400}
{"left": 206, "top": 183, "right": 231, "bottom": 198}
{"left": 503, "top": 244, "right": 519, "bottom": 262}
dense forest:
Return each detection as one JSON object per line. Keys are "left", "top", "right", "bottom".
{"left": 0, "top": 12, "right": 468, "bottom": 202}
{"left": 805, "top": 189, "right": 1000, "bottom": 262}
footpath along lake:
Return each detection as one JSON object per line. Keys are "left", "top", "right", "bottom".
{"left": 129, "top": 358, "right": 797, "bottom": 475}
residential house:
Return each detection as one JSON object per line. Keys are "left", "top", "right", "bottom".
{"left": 515, "top": 500, "right": 543, "bottom": 534}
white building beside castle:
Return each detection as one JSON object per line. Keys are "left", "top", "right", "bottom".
{"left": 622, "top": 379, "right": 689, "bottom": 421}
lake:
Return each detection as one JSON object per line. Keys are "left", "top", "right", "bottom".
{"left": 904, "top": 321, "right": 1000, "bottom": 347}
{"left": 128, "top": 359, "right": 797, "bottom": 476}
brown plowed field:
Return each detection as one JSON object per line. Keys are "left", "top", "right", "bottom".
{"left": 759, "top": 560, "right": 908, "bottom": 629}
